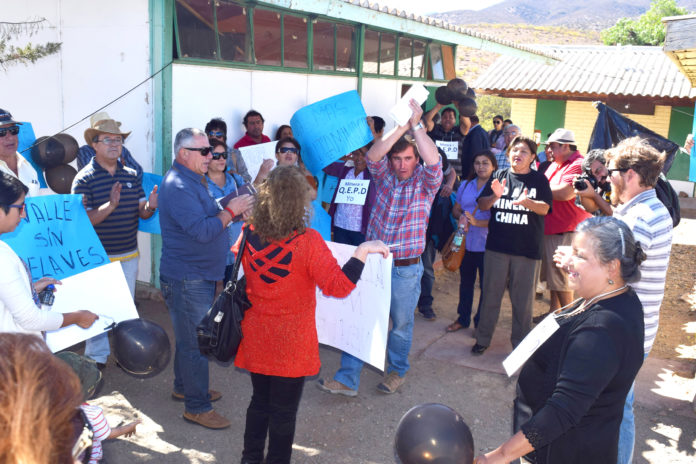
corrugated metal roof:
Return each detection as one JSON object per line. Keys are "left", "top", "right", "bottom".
{"left": 474, "top": 45, "right": 696, "bottom": 99}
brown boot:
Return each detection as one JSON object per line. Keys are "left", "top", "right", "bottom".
{"left": 183, "top": 409, "right": 231, "bottom": 429}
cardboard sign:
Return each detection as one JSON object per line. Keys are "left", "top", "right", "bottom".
{"left": 334, "top": 179, "right": 370, "bottom": 205}
{"left": 290, "top": 91, "right": 373, "bottom": 175}
{"left": 1, "top": 194, "right": 109, "bottom": 281}
{"left": 389, "top": 83, "right": 429, "bottom": 126}
{"left": 138, "top": 172, "right": 162, "bottom": 234}
{"left": 315, "top": 241, "right": 392, "bottom": 370}
{"left": 436, "top": 140, "right": 459, "bottom": 160}
{"left": 44, "top": 262, "right": 139, "bottom": 352}
{"left": 239, "top": 141, "right": 277, "bottom": 181}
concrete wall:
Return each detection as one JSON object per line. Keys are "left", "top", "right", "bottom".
{"left": 3, "top": 0, "right": 154, "bottom": 281}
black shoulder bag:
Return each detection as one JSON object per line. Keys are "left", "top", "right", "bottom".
{"left": 197, "top": 225, "right": 252, "bottom": 362}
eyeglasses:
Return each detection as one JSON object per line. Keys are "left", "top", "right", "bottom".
{"left": 7, "top": 202, "right": 25, "bottom": 213}
{"left": 184, "top": 147, "right": 211, "bottom": 156}
{"left": 211, "top": 150, "right": 228, "bottom": 160}
{"left": 278, "top": 147, "right": 299, "bottom": 154}
{"left": 97, "top": 137, "right": 123, "bottom": 145}
{"left": 0, "top": 126, "right": 20, "bottom": 137}
{"left": 607, "top": 168, "right": 629, "bottom": 175}
{"left": 207, "top": 130, "right": 225, "bottom": 138}
{"left": 493, "top": 120, "right": 502, "bottom": 125}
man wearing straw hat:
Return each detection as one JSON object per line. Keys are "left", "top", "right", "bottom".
{"left": 71, "top": 116, "right": 158, "bottom": 369}
{"left": 77, "top": 112, "right": 143, "bottom": 179}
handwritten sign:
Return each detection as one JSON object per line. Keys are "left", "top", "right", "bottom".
{"left": 315, "top": 241, "right": 392, "bottom": 370}
{"left": 334, "top": 179, "right": 370, "bottom": 205}
{"left": 1, "top": 194, "right": 109, "bottom": 281}
{"left": 309, "top": 199, "right": 331, "bottom": 241}
{"left": 389, "top": 83, "right": 429, "bottom": 126}
{"left": 290, "top": 91, "right": 373, "bottom": 175}
{"left": 436, "top": 140, "right": 459, "bottom": 160}
{"left": 138, "top": 172, "right": 162, "bottom": 234}
{"left": 45, "top": 262, "right": 139, "bottom": 352}
{"left": 239, "top": 141, "right": 276, "bottom": 181}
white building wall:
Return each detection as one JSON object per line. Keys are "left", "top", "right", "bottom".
{"left": 3, "top": 0, "right": 154, "bottom": 283}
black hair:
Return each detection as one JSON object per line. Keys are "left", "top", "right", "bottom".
{"left": 275, "top": 137, "right": 301, "bottom": 156}
{"left": 466, "top": 149, "right": 498, "bottom": 181}
{"left": 441, "top": 107, "right": 456, "bottom": 118}
{"left": 371, "top": 116, "right": 385, "bottom": 134}
{"left": 275, "top": 125, "right": 292, "bottom": 141}
{"left": 205, "top": 118, "right": 227, "bottom": 138}
{"left": 504, "top": 119, "right": 513, "bottom": 125}
{"left": 0, "top": 171, "right": 28, "bottom": 213}
{"left": 470, "top": 115, "right": 480, "bottom": 124}
{"left": 243, "top": 110, "right": 264, "bottom": 126}
{"left": 493, "top": 115, "right": 504, "bottom": 122}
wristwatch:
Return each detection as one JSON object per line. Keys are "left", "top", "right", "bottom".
{"left": 412, "top": 121, "right": 425, "bottom": 131}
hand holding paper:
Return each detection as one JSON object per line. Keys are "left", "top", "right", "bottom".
{"left": 389, "top": 84, "right": 429, "bottom": 126}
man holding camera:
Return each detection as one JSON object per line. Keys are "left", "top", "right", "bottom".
{"left": 574, "top": 148, "right": 613, "bottom": 216}
{"left": 540, "top": 129, "right": 591, "bottom": 318}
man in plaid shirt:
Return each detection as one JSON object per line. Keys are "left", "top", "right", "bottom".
{"left": 319, "top": 100, "right": 443, "bottom": 395}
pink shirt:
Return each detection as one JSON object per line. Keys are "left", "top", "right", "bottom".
{"left": 543, "top": 151, "right": 591, "bottom": 234}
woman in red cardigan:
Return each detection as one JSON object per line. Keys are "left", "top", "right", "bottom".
{"left": 233, "top": 166, "right": 388, "bottom": 464}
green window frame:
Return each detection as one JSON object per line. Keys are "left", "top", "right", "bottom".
{"left": 172, "top": 0, "right": 450, "bottom": 81}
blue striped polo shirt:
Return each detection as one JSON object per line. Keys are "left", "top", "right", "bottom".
{"left": 71, "top": 158, "right": 145, "bottom": 255}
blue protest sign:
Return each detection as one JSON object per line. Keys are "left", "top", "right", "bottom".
{"left": 1, "top": 194, "right": 109, "bottom": 281}
{"left": 16, "top": 122, "right": 47, "bottom": 188}
{"left": 290, "top": 91, "right": 373, "bottom": 175}
{"left": 309, "top": 199, "right": 331, "bottom": 241}
{"left": 138, "top": 172, "right": 162, "bottom": 234}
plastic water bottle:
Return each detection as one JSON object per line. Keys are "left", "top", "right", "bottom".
{"left": 451, "top": 225, "right": 466, "bottom": 253}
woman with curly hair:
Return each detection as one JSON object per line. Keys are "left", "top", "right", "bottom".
{"left": 0, "top": 333, "right": 84, "bottom": 464}
{"left": 233, "top": 166, "right": 388, "bottom": 464}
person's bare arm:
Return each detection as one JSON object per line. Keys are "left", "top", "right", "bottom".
{"left": 138, "top": 185, "right": 158, "bottom": 219}
{"left": 367, "top": 101, "right": 420, "bottom": 163}
{"left": 513, "top": 188, "right": 550, "bottom": 216}
{"left": 423, "top": 103, "right": 443, "bottom": 132}
{"left": 478, "top": 178, "right": 504, "bottom": 211}
{"left": 108, "top": 420, "right": 142, "bottom": 440}
{"left": 474, "top": 431, "right": 534, "bottom": 464}
{"left": 551, "top": 182, "right": 575, "bottom": 201}
{"left": 440, "top": 168, "right": 456, "bottom": 197}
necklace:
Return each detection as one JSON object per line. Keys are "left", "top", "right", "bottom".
{"left": 555, "top": 285, "right": 628, "bottom": 320}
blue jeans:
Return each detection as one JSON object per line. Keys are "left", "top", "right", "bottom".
{"left": 85, "top": 254, "right": 139, "bottom": 363}
{"left": 160, "top": 276, "right": 216, "bottom": 414}
{"left": 417, "top": 240, "right": 436, "bottom": 311}
{"left": 334, "top": 260, "right": 423, "bottom": 390}
{"left": 617, "top": 351, "right": 647, "bottom": 464}
{"left": 457, "top": 251, "right": 484, "bottom": 328}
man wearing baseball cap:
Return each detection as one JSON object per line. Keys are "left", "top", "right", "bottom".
{"left": 0, "top": 108, "right": 40, "bottom": 196}
{"left": 539, "top": 128, "right": 590, "bottom": 320}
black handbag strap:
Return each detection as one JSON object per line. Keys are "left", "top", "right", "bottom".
{"left": 228, "top": 225, "right": 249, "bottom": 289}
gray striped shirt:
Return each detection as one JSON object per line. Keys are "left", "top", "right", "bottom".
{"left": 614, "top": 189, "right": 673, "bottom": 355}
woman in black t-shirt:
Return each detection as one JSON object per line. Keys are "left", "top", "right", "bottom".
{"left": 471, "top": 136, "right": 553, "bottom": 354}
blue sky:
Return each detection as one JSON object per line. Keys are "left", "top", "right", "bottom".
{"left": 393, "top": 0, "right": 504, "bottom": 15}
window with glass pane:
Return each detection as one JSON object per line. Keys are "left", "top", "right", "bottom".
{"left": 336, "top": 24, "right": 356, "bottom": 72}
{"left": 398, "top": 37, "right": 412, "bottom": 77}
{"left": 175, "top": 0, "right": 217, "bottom": 59}
{"left": 363, "top": 29, "right": 379, "bottom": 74}
{"left": 413, "top": 40, "right": 426, "bottom": 78}
{"left": 379, "top": 32, "right": 395, "bottom": 76}
{"left": 429, "top": 43, "right": 444, "bottom": 80}
{"left": 217, "top": 1, "right": 250, "bottom": 62}
{"left": 313, "top": 20, "right": 334, "bottom": 71}
{"left": 253, "top": 8, "right": 281, "bottom": 66}
{"left": 284, "top": 14, "right": 307, "bottom": 68}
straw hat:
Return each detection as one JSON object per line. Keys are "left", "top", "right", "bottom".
{"left": 84, "top": 111, "right": 131, "bottom": 145}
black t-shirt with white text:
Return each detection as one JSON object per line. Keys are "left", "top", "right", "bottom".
{"left": 479, "top": 169, "right": 553, "bottom": 260}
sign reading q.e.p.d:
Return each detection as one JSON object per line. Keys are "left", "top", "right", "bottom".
{"left": 334, "top": 179, "right": 370, "bottom": 205}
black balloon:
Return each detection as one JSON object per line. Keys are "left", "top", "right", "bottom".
{"left": 53, "top": 133, "right": 79, "bottom": 164}
{"left": 457, "top": 97, "right": 478, "bottom": 118}
{"left": 394, "top": 403, "right": 474, "bottom": 464}
{"left": 44, "top": 164, "right": 77, "bottom": 194}
{"left": 113, "top": 319, "right": 171, "bottom": 378}
{"left": 31, "top": 134, "right": 79, "bottom": 168}
{"left": 446, "top": 78, "right": 468, "bottom": 102}
{"left": 435, "top": 86, "right": 454, "bottom": 105}
{"left": 466, "top": 87, "right": 476, "bottom": 99}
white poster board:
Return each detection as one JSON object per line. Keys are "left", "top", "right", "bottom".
{"left": 389, "top": 83, "right": 429, "bottom": 126}
{"left": 315, "top": 241, "right": 392, "bottom": 370}
{"left": 239, "top": 141, "right": 277, "bottom": 181}
{"left": 334, "top": 179, "right": 370, "bottom": 205}
{"left": 45, "top": 262, "right": 139, "bottom": 353}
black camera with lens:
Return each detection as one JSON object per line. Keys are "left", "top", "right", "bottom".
{"left": 574, "top": 171, "right": 599, "bottom": 191}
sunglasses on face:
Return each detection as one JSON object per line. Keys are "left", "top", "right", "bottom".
{"left": 494, "top": 120, "right": 502, "bottom": 125}
{"left": 207, "top": 130, "right": 225, "bottom": 138}
{"left": 278, "top": 147, "right": 299, "bottom": 155}
{"left": 211, "top": 150, "right": 228, "bottom": 160}
{"left": 607, "top": 168, "right": 629, "bottom": 175}
{"left": 0, "top": 126, "right": 20, "bottom": 137}
{"left": 185, "top": 147, "right": 211, "bottom": 156}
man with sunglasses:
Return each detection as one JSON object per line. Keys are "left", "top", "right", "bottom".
{"left": 72, "top": 117, "right": 158, "bottom": 369}
{"left": 159, "top": 128, "right": 253, "bottom": 430}
{"left": 0, "top": 109, "right": 40, "bottom": 197}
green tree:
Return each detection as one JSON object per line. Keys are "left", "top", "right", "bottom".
{"left": 476, "top": 95, "right": 511, "bottom": 132}
{"left": 0, "top": 18, "right": 61, "bottom": 69}
{"left": 601, "top": 0, "right": 688, "bottom": 46}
